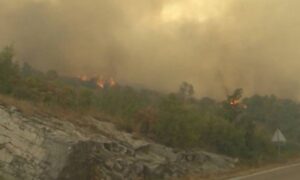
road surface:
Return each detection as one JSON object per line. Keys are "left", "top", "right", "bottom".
{"left": 230, "top": 163, "right": 300, "bottom": 180}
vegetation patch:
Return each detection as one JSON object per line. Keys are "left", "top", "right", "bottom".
{"left": 1, "top": 46, "right": 300, "bottom": 164}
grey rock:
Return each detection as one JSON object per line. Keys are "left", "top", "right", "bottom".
{"left": 0, "top": 106, "right": 236, "bottom": 180}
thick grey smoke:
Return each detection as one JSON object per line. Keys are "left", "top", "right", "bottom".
{"left": 1, "top": 0, "right": 300, "bottom": 99}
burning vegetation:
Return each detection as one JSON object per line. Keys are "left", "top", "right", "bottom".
{"left": 230, "top": 99, "right": 239, "bottom": 106}
{"left": 225, "top": 88, "right": 248, "bottom": 110}
{"left": 78, "top": 75, "right": 117, "bottom": 89}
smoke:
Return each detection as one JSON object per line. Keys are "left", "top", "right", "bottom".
{"left": 1, "top": 0, "right": 300, "bottom": 99}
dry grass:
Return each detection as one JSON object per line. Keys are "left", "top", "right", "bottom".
{"left": 0, "top": 94, "right": 113, "bottom": 123}
{"left": 0, "top": 94, "right": 39, "bottom": 115}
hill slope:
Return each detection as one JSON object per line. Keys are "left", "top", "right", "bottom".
{"left": 0, "top": 104, "right": 236, "bottom": 180}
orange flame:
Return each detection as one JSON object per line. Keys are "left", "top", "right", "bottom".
{"left": 229, "top": 99, "right": 248, "bottom": 109}
{"left": 230, "top": 99, "right": 239, "bottom": 106}
{"left": 78, "top": 74, "right": 117, "bottom": 89}
{"left": 97, "top": 79, "right": 105, "bottom": 89}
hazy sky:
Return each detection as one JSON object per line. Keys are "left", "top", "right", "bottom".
{"left": 1, "top": 0, "right": 300, "bottom": 99}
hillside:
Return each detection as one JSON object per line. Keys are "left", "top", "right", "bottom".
{"left": 1, "top": 46, "right": 300, "bottom": 179}
{"left": 0, "top": 103, "right": 236, "bottom": 180}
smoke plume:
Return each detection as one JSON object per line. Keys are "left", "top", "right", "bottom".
{"left": 1, "top": 0, "right": 300, "bottom": 99}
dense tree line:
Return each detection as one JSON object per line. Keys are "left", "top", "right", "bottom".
{"left": 1, "top": 47, "right": 300, "bottom": 163}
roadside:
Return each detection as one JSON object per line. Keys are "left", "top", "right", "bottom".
{"left": 221, "top": 157, "right": 300, "bottom": 180}
{"left": 182, "top": 156, "right": 300, "bottom": 180}
{"left": 229, "top": 162, "right": 300, "bottom": 180}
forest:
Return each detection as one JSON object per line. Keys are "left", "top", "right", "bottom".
{"left": 1, "top": 46, "right": 300, "bottom": 164}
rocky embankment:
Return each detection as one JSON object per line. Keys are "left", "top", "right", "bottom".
{"left": 0, "top": 105, "right": 237, "bottom": 180}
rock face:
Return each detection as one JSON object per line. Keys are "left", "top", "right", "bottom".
{"left": 0, "top": 105, "right": 236, "bottom": 180}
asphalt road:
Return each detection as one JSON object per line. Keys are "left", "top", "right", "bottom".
{"left": 230, "top": 163, "right": 300, "bottom": 180}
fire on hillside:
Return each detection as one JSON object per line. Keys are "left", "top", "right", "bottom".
{"left": 78, "top": 75, "right": 117, "bottom": 89}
